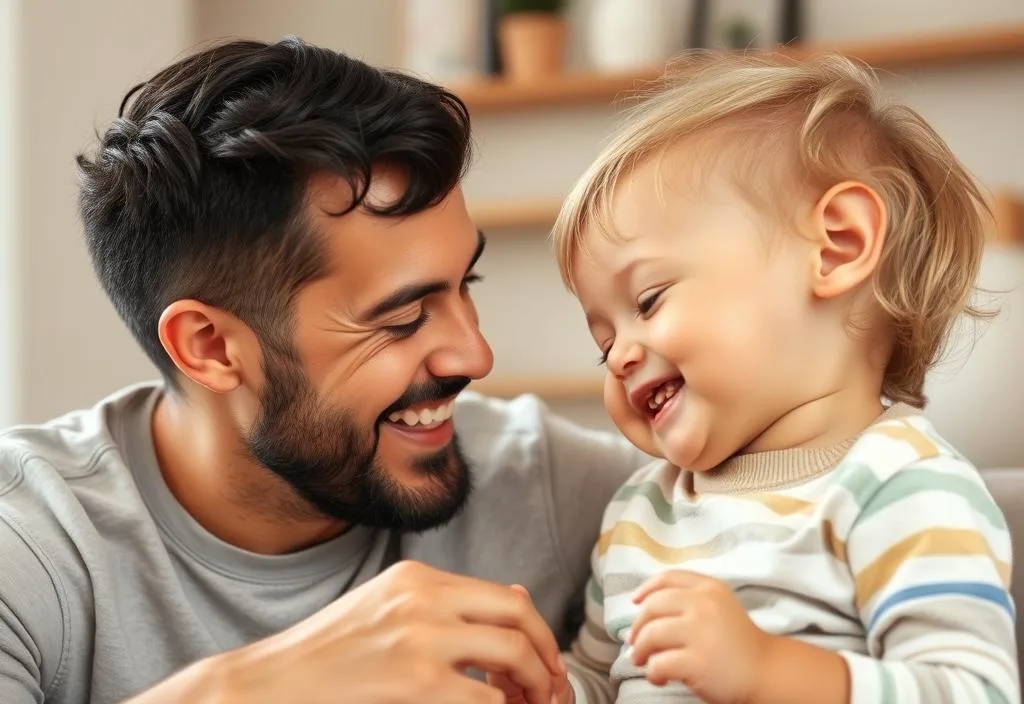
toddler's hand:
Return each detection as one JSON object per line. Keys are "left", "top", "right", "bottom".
{"left": 487, "top": 585, "right": 574, "bottom": 704}
{"left": 629, "top": 570, "right": 774, "bottom": 704}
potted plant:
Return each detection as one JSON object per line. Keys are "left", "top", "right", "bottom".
{"left": 498, "top": 0, "right": 568, "bottom": 82}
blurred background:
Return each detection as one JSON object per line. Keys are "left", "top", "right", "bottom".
{"left": 1, "top": 0, "right": 1022, "bottom": 468}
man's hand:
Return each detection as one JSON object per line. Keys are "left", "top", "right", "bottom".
{"left": 129, "top": 561, "right": 565, "bottom": 704}
{"left": 486, "top": 586, "right": 574, "bottom": 704}
{"left": 628, "top": 570, "right": 772, "bottom": 704}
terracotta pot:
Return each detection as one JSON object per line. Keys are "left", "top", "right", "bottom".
{"left": 499, "top": 13, "right": 567, "bottom": 82}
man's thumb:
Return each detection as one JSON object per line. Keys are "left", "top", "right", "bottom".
{"left": 510, "top": 583, "right": 530, "bottom": 598}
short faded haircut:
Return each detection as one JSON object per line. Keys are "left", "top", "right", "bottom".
{"left": 551, "top": 50, "right": 991, "bottom": 408}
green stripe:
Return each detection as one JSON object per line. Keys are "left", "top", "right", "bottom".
{"left": 606, "top": 615, "right": 631, "bottom": 639}
{"left": 587, "top": 577, "right": 604, "bottom": 607}
{"left": 983, "top": 679, "right": 1010, "bottom": 704}
{"left": 606, "top": 480, "right": 679, "bottom": 523}
{"left": 834, "top": 460, "right": 880, "bottom": 507}
{"left": 880, "top": 664, "right": 898, "bottom": 704}
{"left": 842, "top": 466, "right": 1006, "bottom": 530}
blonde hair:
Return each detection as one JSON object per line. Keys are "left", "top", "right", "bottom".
{"left": 552, "top": 50, "right": 991, "bottom": 408}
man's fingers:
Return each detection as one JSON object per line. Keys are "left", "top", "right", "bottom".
{"left": 441, "top": 581, "right": 564, "bottom": 677}
{"left": 383, "top": 566, "right": 564, "bottom": 679}
{"left": 630, "top": 616, "right": 688, "bottom": 665}
{"left": 442, "top": 623, "right": 554, "bottom": 704}
{"left": 438, "top": 674, "right": 506, "bottom": 704}
{"left": 552, "top": 670, "right": 573, "bottom": 704}
{"left": 627, "top": 588, "right": 688, "bottom": 643}
{"left": 632, "top": 569, "right": 706, "bottom": 603}
{"left": 485, "top": 671, "right": 521, "bottom": 699}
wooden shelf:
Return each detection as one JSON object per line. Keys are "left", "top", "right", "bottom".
{"left": 469, "top": 199, "right": 561, "bottom": 230}
{"left": 450, "top": 25, "right": 1024, "bottom": 113}
{"left": 471, "top": 190, "right": 1024, "bottom": 238}
{"left": 453, "top": 70, "right": 659, "bottom": 113}
{"left": 470, "top": 375, "right": 604, "bottom": 400}
{"left": 469, "top": 190, "right": 1022, "bottom": 400}
{"left": 787, "top": 24, "right": 1024, "bottom": 71}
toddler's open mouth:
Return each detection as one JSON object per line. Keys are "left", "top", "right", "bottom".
{"left": 646, "top": 377, "right": 683, "bottom": 418}
{"left": 629, "top": 375, "right": 685, "bottom": 421}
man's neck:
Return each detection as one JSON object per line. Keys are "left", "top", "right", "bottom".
{"left": 151, "top": 390, "right": 348, "bottom": 555}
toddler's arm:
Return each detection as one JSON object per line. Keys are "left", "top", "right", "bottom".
{"left": 565, "top": 546, "right": 618, "bottom": 704}
{"left": 837, "top": 453, "right": 1018, "bottom": 703}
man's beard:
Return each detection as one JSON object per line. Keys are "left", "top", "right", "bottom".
{"left": 244, "top": 344, "right": 473, "bottom": 533}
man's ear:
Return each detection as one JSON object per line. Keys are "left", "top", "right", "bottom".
{"left": 157, "top": 300, "right": 257, "bottom": 394}
{"left": 808, "top": 181, "right": 887, "bottom": 300}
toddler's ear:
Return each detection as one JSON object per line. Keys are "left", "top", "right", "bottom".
{"left": 808, "top": 180, "right": 886, "bottom": 300}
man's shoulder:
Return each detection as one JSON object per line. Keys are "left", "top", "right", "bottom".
{"left": 0, "top": 383, "right": 165, "bottom": 698}
{"left": 0, "top": 382, "right": 161, "bottom": 557}
{"left": 453, "top": 390, "right": 649, "bottom": 485}
{"left": 0, "top": 382, "right": 159, "bottom": 490}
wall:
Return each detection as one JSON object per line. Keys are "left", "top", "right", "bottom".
{"left": 460, "top": 0, "right": 1024, "bottom": 443}
{"left": 4, "top": 0, "right": 193, "bottom": 424}
{"left": 194, "top": 0, "right": 399, "bottom": 66}
{"left": 2, "top": 0, "right": 1021, "bottom": 462}
{"left": 188, "top": 0, "right": 1024, "bottom": 461}
{"left": 0, "top": 0, "right": 19, "bottom": 429}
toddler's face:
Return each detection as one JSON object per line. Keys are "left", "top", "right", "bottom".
{"left": 572, "top": 160, "right": 821, "bottom": 470}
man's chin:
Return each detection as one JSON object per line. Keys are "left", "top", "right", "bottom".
{"left": 371, "top": 436, "right": 471, "bottom": 532}
{"left": 380, "top": 445, "right": 456, "bottom": 486}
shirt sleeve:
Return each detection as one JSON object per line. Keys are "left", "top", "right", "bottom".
{"left": 565, "top": 544, "right": 618, "bottom": 704}
{"left": 838, "top": 453, "right": 1019, "bottom": 703}
{"left": 0, "top": 514, "right": 63, "bottom": 704}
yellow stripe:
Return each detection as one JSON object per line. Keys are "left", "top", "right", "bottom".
{"left": 745, "top": 493, "right": 815, "bottom": 515}
{"left": 855, "top": 527, "right": 1011, "bottom": 610}
{"left": 871, "top": 421, "right": 940, "bottom": 459}
{"left": 821, "top": 520, "right": 848, "bottom": 562}
{"left": 597, "top": 521, "right": 719, "bottom": 563}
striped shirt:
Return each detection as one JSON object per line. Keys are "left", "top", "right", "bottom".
{"left": 567, "top": 404, "right": 1019, "bottom": 703}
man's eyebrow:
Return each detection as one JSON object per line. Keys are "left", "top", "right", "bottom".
{"left": 361, "top": 230, "right": 487, "bottom": 321}
{"left": 467, "top": 229, "right": 487, "bottom": 273}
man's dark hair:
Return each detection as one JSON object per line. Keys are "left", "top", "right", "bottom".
{"left": 76, "top": 36, "right": 473, "bottom": 389}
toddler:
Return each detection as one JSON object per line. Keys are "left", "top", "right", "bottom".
{"left": 496, "top": 51, "right": 1018, "bottom": 703}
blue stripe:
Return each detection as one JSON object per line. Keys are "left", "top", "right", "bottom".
{"left": 868, "top": 581, "right": 1015, "bottom": 632}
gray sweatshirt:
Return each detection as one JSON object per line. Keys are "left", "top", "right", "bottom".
{"left": 0, "top": 382, "right": 647, "bottom": 703}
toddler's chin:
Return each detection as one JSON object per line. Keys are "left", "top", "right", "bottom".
{"left": 658, "top": 426, "right": 707, "bottom": 470}
{"left": 656, "top": 401, "right": 719, "bottom": 470}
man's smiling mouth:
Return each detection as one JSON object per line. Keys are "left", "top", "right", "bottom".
{"left": 386, "top": 398, "right": 456, "bottom": 429}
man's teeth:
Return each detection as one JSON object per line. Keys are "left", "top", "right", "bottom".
{"left": 387, "top": 399, "right": 456, "bottom": 427}
{"left": 647, "top": 380, "right": 682, "bottom": 412}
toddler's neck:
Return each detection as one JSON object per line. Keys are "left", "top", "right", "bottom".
{"left": 693, "top": 402, "right": 917, "bottom": 495}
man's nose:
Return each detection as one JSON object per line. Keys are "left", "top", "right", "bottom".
{"left": 427, "top": 302, "right": 494, "bottom": 381}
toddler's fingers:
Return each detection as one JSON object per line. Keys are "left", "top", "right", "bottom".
{"left": 628, "top": 588, "right": 689, "bottom": 642}
{"left": 630, "top": 616, "right": 689, "bottom": 665}
{"left": 646, "top": 649, "right": 695, "bottom": 687}
{"left": 633, "top": 569, "right": 705, "bottom": 603}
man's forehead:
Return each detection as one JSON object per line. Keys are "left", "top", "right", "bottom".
{"left": 305, "top": 174, "right": 474, "bottom": 288}
{"left": 305, "top": 166, "right": 414, "bottom": 216}
{"left": 306, "top": 171, "right": 358, "bottom": 215}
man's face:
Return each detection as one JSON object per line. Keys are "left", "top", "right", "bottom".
{"left": 245, "top": 169, "right": 493, "bottom": 531}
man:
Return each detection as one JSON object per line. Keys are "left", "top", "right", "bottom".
{"left": 0, "top": 36, "right": 648, "bottom": 703}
